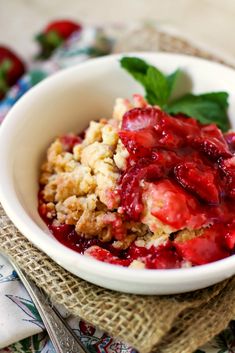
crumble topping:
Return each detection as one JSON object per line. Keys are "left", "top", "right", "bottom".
{"left": 39, "top": 97, "right": 153, "bottom": 255}
{"left": 39, "top": 95, "right": 235, "bottom": 269}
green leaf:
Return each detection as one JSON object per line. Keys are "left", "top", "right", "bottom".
{"left": 120, "top": 56, "right": 149, "bottom": 87}
{"left": 120, "top": 56, "right": 230, "bottom": 131}
{"left": 145, "top": 66, "right": 169, "bottom": 106}
{"left": 166, "top": 68, "right": 181, "bottom": 96}
{"left": 120, "top": 57, "right": 179, "bottom": 107}
{"left": 145, "top": 89, "right": 158, "bottom": 106}
{"left": 23, "top": 301, "right": 42, "bottom": 322}
{"left": 167, "top": 92, "right": 230, "bottom": 131}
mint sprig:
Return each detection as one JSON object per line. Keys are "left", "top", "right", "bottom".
{"left": 120, "top": 57, "right": 230, "bottom": 132}
{"left": 120, "top": 57, "right": 179, "bottom": 107}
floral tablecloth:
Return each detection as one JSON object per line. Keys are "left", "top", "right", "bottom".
{"left": 0, "top": 22, "right": 235, "bottom": 353}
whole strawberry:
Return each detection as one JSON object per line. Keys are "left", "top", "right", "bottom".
{"left": 0, "top": 46, "right": 25, "bottom": 100}
{"left": 36, "top": 19, "right": 82, "bottom": 59}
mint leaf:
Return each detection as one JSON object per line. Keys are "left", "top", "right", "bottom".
{"left": 167, "top": 92, "right": 230, "bottom": 131}
{"left": 120, "top": 56, "right": 230, "bottom": 131}
{"left": 120, "top": 57, "right": 149, "bottom": 87}
{"left": 166, "top": 69, "right": 181, "bottom": 96}
{"left": 120, "top": 57, "right": 174, "bottom": 106}
{"left": 146, "top": 66, "right": 169, "bottom": 106}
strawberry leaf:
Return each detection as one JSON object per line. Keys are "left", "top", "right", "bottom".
{"left": 35, "top": 31, "right": 64, "bottom": 59}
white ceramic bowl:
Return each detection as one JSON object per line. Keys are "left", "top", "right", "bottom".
{"left": 1, "top": 52, "right": 235, "bottom": 295}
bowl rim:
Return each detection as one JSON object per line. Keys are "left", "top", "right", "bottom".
{"left": 1, "top": 51, "right": 235, "bottom": 286}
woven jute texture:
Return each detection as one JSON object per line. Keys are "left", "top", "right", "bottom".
{"left": 1, "top": 25, "right": 235, "bottom": 353}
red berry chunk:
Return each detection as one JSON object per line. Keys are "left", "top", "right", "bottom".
{"left": 120, "top": 107, "right": 196, "bottom": 155}
{"left": 45, "top": 20, "right": 82, "bottom": 39}
{"left": 119, "top": 129, "right": 158, "bottom": 156}
{"left": 219, "top": 157, "right": 235, "bottom": 199}
{"left": 121, "top": 107, "right": 162, "bottom": 131}
{"left": 224, "top": 230, "right": 235, "bottom": 250}
{"left": 119, "top": 107, "right": 235, "bottom": 225}
{"left": 86, "top": 246, "right": 131, "bottom": 266}
{"left": 174, "top": 162, "right": 220, "bottom": 204}
{"left": 224, "top": 132, "right": 235, "bottom": 153}
{"left": 144, "top": 180, "right": 206, "bottom": 230}
{"left": 174, "top": 226, "right": 230, "bottom": 265}
{"left": 192, "top": 124, "right": 231, "bottom": 160}
{"left": 126, "top": 242, "right": 182, "bottom": 269}
{"left": 119, "top": 158, "right": 163, "bottom": 220}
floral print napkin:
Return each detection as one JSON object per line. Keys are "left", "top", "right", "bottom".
{"left": 0, "top": 255, "right": 136, "bottom": 353}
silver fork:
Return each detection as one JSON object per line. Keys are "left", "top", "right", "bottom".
{"left": 9, "top": 258, "right": 89, "bottom": 353}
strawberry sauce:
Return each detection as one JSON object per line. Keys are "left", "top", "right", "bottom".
{"left": 39, "top": 108, "right": 235, "bottom": 269}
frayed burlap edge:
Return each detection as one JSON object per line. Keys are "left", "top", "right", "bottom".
{"left": 1, "top": 25, "right": 235, "bottom": 353}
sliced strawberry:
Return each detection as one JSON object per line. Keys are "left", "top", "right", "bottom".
{"left": 119, "top": 128, "right": 157, "bottom": 156}
{"left": 192, "top": 124, "right": 231, "bottom": 159}
{"left": 173, "top": 114, "right": 200, "bottom": 127}
{"left": 36, "top": 20, "right": 82, "bottom": 59}
{"left": 119, "top": 158, "right": 163, "bottom": 221}
{"left": 174, "top": 227, "right": 229, "bottom": 265}
{"left": 224, "top": 132, "right": 235, "bottom": 153}
{"left": 119, "top": 107, "right": 200, "bottom": 155}
{"left": 0, "top": 46, "right": 25, "bottom": 99}
{"left": 174, "top": 162, "right": 220, "bottom": 204}
{"left": 125, "top": 241, "right": 182, "bottom": 269}
{"left": 120, "top": 107, "right": 163, "bottom": 156}
{"left": 224, "top": 229, "right": 235, "bottom": 250}
{"left": 121, "top": 107, "right": 163, "bottom": 131}
{"left": 85, "top": 245, "right": 131, "bottom": 266}
{"left": 144, "top": 180, "right": 207, "bottom": 230}
{"left": 219, "top": 157, "right": 235, "bottom": 199}
{"left": 126, "top": 243, "right": 149, "bottom": 260}
{"left": 119, "top": 150, "right": 209, "bottom": 222}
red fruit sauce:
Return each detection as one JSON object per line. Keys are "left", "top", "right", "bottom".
{"left": 39, "top": 108, "right": 235, "bottom": 269}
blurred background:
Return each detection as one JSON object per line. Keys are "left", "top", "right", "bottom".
{"left": 0, "top": 0, "right": 235, "bottom": 61}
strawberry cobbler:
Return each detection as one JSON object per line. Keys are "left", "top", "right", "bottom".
{"left": 39, "top": 95, "right": 235, "bottom": 269}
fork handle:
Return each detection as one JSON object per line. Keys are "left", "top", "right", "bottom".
{"left": 11, "top": 261, "right": 88, "bottom": 353}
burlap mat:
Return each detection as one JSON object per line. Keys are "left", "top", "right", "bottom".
{"left": 1, "top": 25, "right": 235, "bottom": 353}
